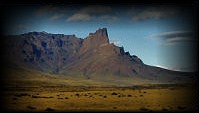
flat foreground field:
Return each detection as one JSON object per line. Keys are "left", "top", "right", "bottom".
{"left": 1, "top": 84, "right": 197, "bottom": 112}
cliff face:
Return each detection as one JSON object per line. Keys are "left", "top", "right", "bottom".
{"left": 2, "top": 28, "right": 193, "bottom": 83}
{"left": 4, "top": 32, "right": 83, "bottom": 72}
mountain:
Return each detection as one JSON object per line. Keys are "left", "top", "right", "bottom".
{"left": 60, "top": 28, "right": 144, "bottom": 77}
{"left": 1, "top": 28, "right": 195, "bottom": 84}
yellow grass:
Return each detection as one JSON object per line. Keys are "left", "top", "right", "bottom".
{"left": 2, "top": 68, "right": 197, "bottom": 112}
{"left": 2, "top": 86, "right": 197, "bottom": 112}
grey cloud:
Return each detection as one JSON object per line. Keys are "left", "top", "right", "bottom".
{"left": 130, "top": 7, "right": 178, "bottom": 21}
{"left": 67, "top": 13, "right": 92, "bottom": 22}
{"left": 36, "top": 5, "right": 117, "bottom": 22}
{"left": 50, "top": 14, "right": 65, "bottom": 20}
{"left": 36, "top": 5, "right": 61, "bottom": 16}
{"left": 150, "top": 31, "right": 193, "bottom": 39}
{"left": 66, "top": 5, "right": 117, "bottom": 22}
{"left": 99, "top": 15, "right": 118, "bottom": 21}
{"left": 149, "top": 31, "right": 196, "bottom": 46}
{"left": 77, "top": 5, "right": 112, "bottom": 14}
{"left": 35, "top": 5, "right": 70, "bottom": 21}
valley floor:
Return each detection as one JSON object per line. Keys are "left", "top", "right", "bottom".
{"left": 1, "top": 85, "right": 197, "bottom": 112}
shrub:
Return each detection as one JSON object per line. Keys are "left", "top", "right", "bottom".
{"left": 75, "top": 93, "right": 80, "bottom": 96}
{"left": 27, "top": 106, "right": 36, "bottom": 109}
{"left": 127, "top": 95, "right": 132, "bottom": 97}
{"left": 45, "top": 107, "right": 55, "bottom": 111}
{"left": 111, "top": 92, "right": 118, "bottom": 95}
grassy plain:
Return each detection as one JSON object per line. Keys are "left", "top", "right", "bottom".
{"left": 1, "top": 67, "right": 197, "bottom": 112}
{"left": 2, "top": 85, "right": 197, "bottom": 112}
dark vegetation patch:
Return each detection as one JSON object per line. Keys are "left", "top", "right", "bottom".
{"left": 177, "top": 106, "right": 186, "bottom": 110}
{"left": 168, "top": 106, "right": 173, "bottom": 109}
{"left": 127, "top": 94, "right": 132, "bottom": 97}
{"left": 14, "top": 93, "right": 30, "bottom": 97}
{"left": 162, "top": 108, "right": 168, "bottom": 111}
{"left": 75, "top": 93, "right": 80, "bottom": 97}
{"left": 111, "top": 92, "right": 118, "bottom": 95}
{"left": 117, "top": 94, "right": 126, "bottom": 97}
{"left": 27, "top": 106, "right": 36, "bottom": 110}
{"left": 57, "top": 98, "right": 63, "bottom": 99}
{"left": 103, "top": 96, "right": 107, "bottom": 98}
{"left": 32, "top": 95, "right": 54, "bottom": 98}
{"left": 12, "top": 102, "right": 17, "bottom": 104}
{"left": 139, "top": 107, "right": 150, "bottom": 111}
{"left": 140, "top": 95, "right": 143, "bottom": 97}
{"left": 65, "top": 97, "right": 69, "bottom": 99}
{"left": 12, "top": 97, "right": 18, "bottom": 100}
{"left": 113, "top": 107, "right": 117, "bottom": 109}
{"left": 169, "top": 87, "right": 175, "bottom": 90}
{"left": 45, "top": 107, "right": 55, "bottom": 111}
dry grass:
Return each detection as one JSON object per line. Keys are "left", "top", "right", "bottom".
{"left": 1, "top": 67, "right": 197, "bottom": 112}
{"left": 2, "top": 85, "right": 197, "bottom": 112}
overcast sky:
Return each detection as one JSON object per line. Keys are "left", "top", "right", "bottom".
{"left": 2, "top": 4, "right": 198, "bottom": 72}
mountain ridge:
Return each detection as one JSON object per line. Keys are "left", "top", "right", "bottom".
{"left": 2, "top": 28, "right": 195, "bottom": 84}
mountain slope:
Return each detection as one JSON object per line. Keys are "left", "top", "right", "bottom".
{"left": 2, "top": 28, "right": 195, "bottom": 84}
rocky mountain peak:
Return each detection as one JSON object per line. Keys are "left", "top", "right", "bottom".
{"left": 95, "top": 28, "right": 108, "bottom": 38}
{"left": 88, "top": 28, "right": 109, "bottom": 44}
{"left": 80, "top": 28, "right": 110, "bottom": 53}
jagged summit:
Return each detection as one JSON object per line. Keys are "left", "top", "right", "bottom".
{"left": 80, "top": 28, "right": 110, "bottom": 53}
{"left": 94, "top": 28, "right": 108, "bottom": 38}
{"left": 89, "top": 28, "right": 108, "bottom": 37}
{"left": 87, "top": 28, "right": 109, "bottom": 44}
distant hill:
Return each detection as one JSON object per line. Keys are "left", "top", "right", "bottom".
{"left": 1, "top": 28, "right": 196, "bottom": 85}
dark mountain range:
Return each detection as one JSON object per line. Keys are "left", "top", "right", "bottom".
{"left": 1, "top": 28, "right": 195, "bottom": 84}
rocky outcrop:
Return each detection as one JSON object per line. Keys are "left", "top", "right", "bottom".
{"left": 79, "top": 28, "right": 109, "bottom": 54}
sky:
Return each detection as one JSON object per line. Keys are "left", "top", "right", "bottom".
{"left": 2, "top": 4, "right": 198, "bottom": 72}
